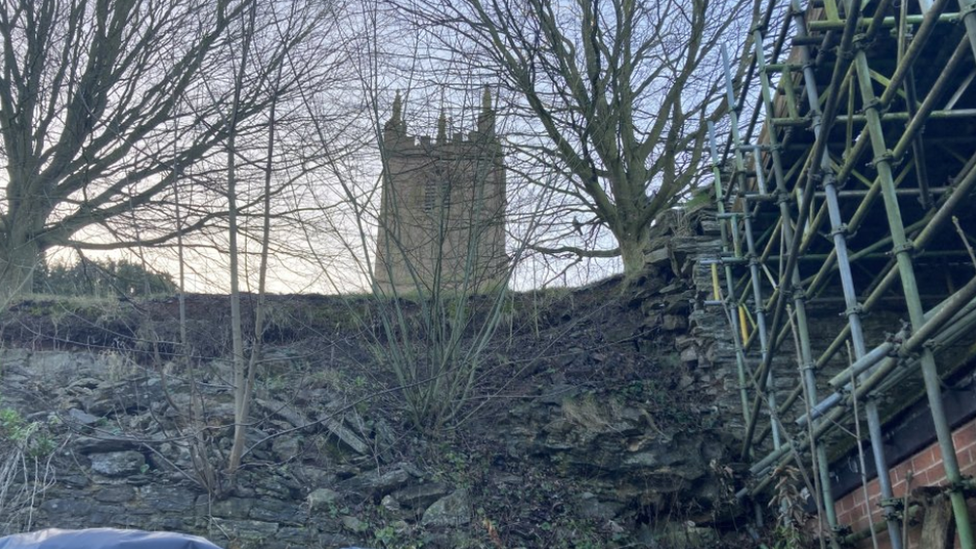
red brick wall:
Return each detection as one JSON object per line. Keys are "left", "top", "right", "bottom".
{"left": 833, "top": 417, "right": 976, "bottom": 548}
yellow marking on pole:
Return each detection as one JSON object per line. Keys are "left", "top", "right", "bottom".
{"left": 739, "top": 305, "right": 750, "bottom": 343}
{"left": 711, "top": 263, "right": 721, "bottom": 300}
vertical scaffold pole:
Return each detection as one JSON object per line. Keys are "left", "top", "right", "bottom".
{"left": 851, "top": 19, "right": 976, "bottom": 547}
{"left": 787, "top": 5, "right": 904, "bottom": 543}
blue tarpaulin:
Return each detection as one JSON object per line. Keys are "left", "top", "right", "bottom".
{"left": 0, "top": 529, "right": 224, "bottom": 549}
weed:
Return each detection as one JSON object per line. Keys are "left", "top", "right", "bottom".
{"left": 373, "top": 524, "right": 397, "bottom": 547}
{"left": 264, "top": 374, "right": 287, "bottom": 392}
{"left": 0, "top": 402, "right": 59, "bottom": 533}
{"left": 766, "top": 465, "right": 809, "bottom": 549}
{"left": 0, "top": 406, "right": 56, "bottom": 459}
{"left": 308, "top": 368, "right": 343, "bottom": 390}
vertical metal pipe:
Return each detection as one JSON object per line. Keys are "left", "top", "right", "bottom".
{"left": 853, "top": 44, "right": 976, "bottom": 548}
{"left": 741, "top": 198, "right": 780, "bottom": 449}
{"left": 721, "top": 47, "right": 750, "bottom": 201}
{"left": 789, "top": 10, "right": 904, "bottom": 544}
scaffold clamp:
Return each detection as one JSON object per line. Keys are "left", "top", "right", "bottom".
{"left": 818, "top": 172, "right": 835, "bottom": 190}
{"left": 775, "top": 190, "right": 792, "bottom": 206}
{"left": 831, "top": 524, "right": 852, "bottom": 536}
{"left": 891, "top": 241, "right": 915, "bottom": 256}
{"left": 880, "top": 497, "right": 905, "bottom": 511}
{"left": 880, "top": 497, "right": 905, "bottom": 521}
{"left": 867, "top": 149, "right": 894, "bottom": 169}
{"left": 948, "top": 479, "right": 971, "bottom": 494}
{"left": 830, "top": 223, "right": 850, "bottom": 238}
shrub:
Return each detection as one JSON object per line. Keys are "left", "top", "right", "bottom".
{"left": 33, "top": 258, "right": 176, "bottom": 297}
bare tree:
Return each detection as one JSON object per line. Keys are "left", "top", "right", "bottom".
{"left": 215, "top": 0, "right": 327, "bottom": 474}
{"left": 404, "top": 0, "right": 759, "bottom": 278}
{"left": 224, "top": 0, "right": 258, "bottom": 477}
{"left": 0, "top": 0, "right": 284, "bottom": 296}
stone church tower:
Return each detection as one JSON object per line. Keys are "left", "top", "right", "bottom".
{"left": 373, "top": 89, "right": 508, "bottom": 294}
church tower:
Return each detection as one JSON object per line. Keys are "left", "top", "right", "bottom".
{"left": 373, "top": 89, "right": 508, "bottom": 294}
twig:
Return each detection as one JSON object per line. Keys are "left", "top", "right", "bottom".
{"left": 952, "top": 216, "right": 976, "bottom": 270}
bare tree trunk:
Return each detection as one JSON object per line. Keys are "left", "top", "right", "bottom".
{"left": 0, "top": 233, "right": 40, "bottom": 298}
{"left": 226, "top": 1, "right": 258, "bottom": 476}
{"left": 619, "top": 235, "right": 649, "bottom": 281}
{"left": 172, "top": 137, "right": 189, "bottom": 356}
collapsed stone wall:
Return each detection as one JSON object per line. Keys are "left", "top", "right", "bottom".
{"left": 0, "top": 355, "right": 750, "bottom": 548}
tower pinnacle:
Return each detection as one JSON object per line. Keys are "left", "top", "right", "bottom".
{"left": 477, "top": 86, "right": 495, "bottom": 135}
{"left": 437, "top": 108, "right": 448, "bottom": 144}
{"left": 385, "top": 90, "right": 406, "bottom": 135}
{"left": 482, "top": 86, "right": 492, "bottom": 114}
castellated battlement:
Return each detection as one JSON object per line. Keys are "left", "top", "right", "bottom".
{"left": 385, "top": 128, "right": 500, "bottom": 149}
{"left": 373, "top": 89, "right": 509, "bottom": 295}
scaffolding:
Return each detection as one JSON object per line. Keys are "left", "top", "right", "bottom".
{"left": 708, "top": 0, "right": 976, "bottom": 545}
